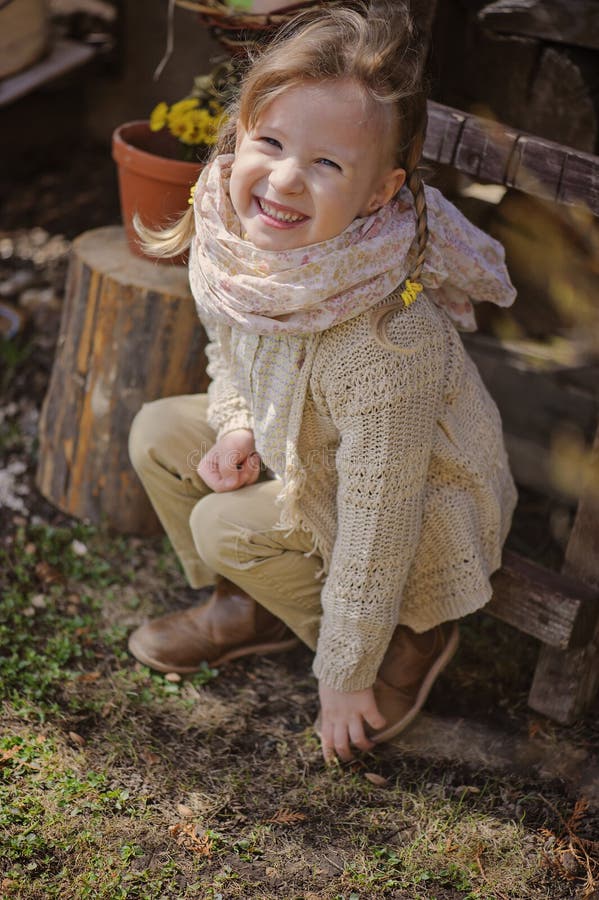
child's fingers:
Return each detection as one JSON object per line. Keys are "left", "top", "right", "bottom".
{"left": 240, "top": 452, "right": 261, "bottom": 486}
{"left": 348, "top": 716, "right": 374, "bottom": 753}
{"left": 364, "top": 706, "right": 386, "bottom": 734}
{"left": 198, "top": 453, "right": 238, "bottom": 492}
{"left": 332, "top": 723, "right": 354, "bottom": 762}
{"left": 320, "top": 724, "right": 337, "bottom": 764}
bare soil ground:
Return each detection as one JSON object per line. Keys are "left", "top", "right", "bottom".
{"left": 1, "top": 149, "right": 598, "bottom": 899}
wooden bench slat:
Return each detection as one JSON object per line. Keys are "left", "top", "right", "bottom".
{"left": 488, "top": 550, "right": 599, "bottom": 649}
{"left": 424, "top": 101, "right": 599, "bottom": 216}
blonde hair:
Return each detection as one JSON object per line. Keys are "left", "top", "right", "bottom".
{"left": 136, "top": 1, "right": 429, "bottom": 343}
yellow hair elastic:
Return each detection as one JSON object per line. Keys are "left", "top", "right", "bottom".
{"left": 188, "top": 183, "right": 197, "bottom": 206}
{"left": 401, "top": 279, "right": 423, "bottom": 308}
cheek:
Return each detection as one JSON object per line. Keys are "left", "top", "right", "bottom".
{"left": 229, "top": 158, "right": 248, "bottom": 193}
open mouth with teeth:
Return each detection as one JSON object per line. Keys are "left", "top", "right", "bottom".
{"left": 256, "top": 197, "right": 309, "bottom": 227}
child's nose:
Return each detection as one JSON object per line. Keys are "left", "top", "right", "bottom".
{"left": 270, "top": 157, "right": 304, "bottom": 194}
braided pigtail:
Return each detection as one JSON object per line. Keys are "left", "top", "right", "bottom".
{"left": 369, "top": 25, "right": 429, "bottom": 350}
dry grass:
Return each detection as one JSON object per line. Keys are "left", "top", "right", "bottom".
{"left": 2, "top": 523, "right": 597, "bottom": 900}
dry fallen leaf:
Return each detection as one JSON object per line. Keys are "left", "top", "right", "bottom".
{"left": 169, "top": 822, "right": 214, "bottom": 856}
{"left": 68, "top": 731, "right": 86, "bottom": 747}
{"left": 139, "top": 747, "right": 160, "bottom": 766}
{"left": 76, "top": 671, "right": 101, "bottom": 683}
{"left": 35, "top": 560, "right": 64, "bottom": 586}
{"left": 176, "top": 803, "right": 194, "bottom": 818}
{"left": 364, "top": 772, "right": 389, "bottom": 787}
{"left": 0, "top": 747, "right": 21, "bottom": 765}
{"left": 268, "top": 808, "right": 307, "bottom": 825}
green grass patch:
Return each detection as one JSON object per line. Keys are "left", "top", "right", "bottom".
{"left": 0, "top": 519, "right": 591, "bottom": 899}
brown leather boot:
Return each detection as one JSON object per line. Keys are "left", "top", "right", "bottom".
{"left": 370, "top": 622, "right": 459, "bottom": 744}
{"left": 128, "top": 578, "right": 299, "bottom": 674}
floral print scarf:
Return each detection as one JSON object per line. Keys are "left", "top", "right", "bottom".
{"left": 188, "top": 154, "right": 516, "bottom": 335}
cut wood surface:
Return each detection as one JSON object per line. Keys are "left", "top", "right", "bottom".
{"left": 522, "top": 45, "right": 599, "bottom": 153}
{"left": 424, "top": 100, "right": 599, "bottom": 215}
{"left": 488, "top": 550, "right": 599, "bottom": 650}
{"left": 37, "top": 226, "right": 209, "bottom": 535}
{"left": 0, "top": 38, "right": 94, "bottom": 107}
{"left": 478, "top": 0, "right": 599, "bottom": 52}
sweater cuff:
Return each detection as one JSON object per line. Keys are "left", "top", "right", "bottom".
{"left": 216, "top": 411, "right": 254, "bottom": 441}
{"left": 312, "top": 650, "right": 379, "bottom": 693}
{"left": 312, "top": 621, "right": 395, "bottom": 692}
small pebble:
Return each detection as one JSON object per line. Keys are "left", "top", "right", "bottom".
{"left": 71, "top": 540, "right": 87, "bottom": 556}
{"left": 165, "top": 672, "right": 181, "bottom": 683}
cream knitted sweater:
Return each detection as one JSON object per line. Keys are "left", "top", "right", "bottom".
{"left": 205, "top": 293, "right": 517, "bottom": 692}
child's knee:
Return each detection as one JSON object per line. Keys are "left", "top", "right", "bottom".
{"left": 128, "top": 398, "right": 181, "bottom": 472}
{"left": 129, "top": 403, "right": 158, "bottom": 472}
{"left": 189, "top": 493, "right": 238, "bottom": 572}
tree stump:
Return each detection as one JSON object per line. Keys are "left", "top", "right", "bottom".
{"left": 37, "top": 226, "right": 210, "bottom": 535}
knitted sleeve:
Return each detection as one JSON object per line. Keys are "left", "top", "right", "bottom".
{"left": 204, "top": 322, "right": 254, "bottom": 439}
{"left": 312, "top": 306, "right": 447, "bottom": 692}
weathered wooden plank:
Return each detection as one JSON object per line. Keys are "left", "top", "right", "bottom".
{"left": 528, "top": 424, "right": 599, "bottom": 723}
{"left": 487, "top": 550, "right": 599, "bottom": 649}
{"left": 424, "top": 101, "right": 599, "bottom": 215}
{"left": 527, "top": 639, "right": 599, "bottom": 725}
{"left": 478, "top": 0, "right": 599, "bottom": 52}
{"left": 423, "top": 104, "right": 465, "bottom": 166}
{"left": 36, "top": 226, "right": 209, "bottom": 535}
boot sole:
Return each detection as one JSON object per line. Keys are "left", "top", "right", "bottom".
{"left": 128, "top": 631, "right": 300, "bottom": 675}
{"left": 371, "top": 622, "right": 460, "bottom": 744}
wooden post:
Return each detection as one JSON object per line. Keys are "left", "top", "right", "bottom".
{"left": 528, "top": 424, "right": 599, "bottom": 723}
{"left": 36, "top": 226, "right": 210, "bottom": 535}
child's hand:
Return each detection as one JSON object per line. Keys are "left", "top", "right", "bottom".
{"left": 318, "top": 682, "right": 386, "bottom": 763}
{"left": 198, "top": 429, "right": 261, "bottom": 492}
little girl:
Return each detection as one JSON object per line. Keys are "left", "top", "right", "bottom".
{"left": 128, "top": 1, "right": 517, "bottom": 763}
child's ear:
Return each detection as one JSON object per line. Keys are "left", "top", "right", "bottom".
{"left": 362, "top": 168, "right": 406, "bottom": 215}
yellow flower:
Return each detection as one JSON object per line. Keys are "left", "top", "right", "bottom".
{"left": 149, "top": 101, "right": 169, "bottom": 132}
{"left": 151, "top": 94, "right": 224, "bottom": 154}
{"left": 202, "top": 112, "right": 224, "bottom": 146}
{"left": 168, "top": 98, "right": 199, "bottom": 121}
{"left": 178, "top": 108, "right": 209, "bottom": 145}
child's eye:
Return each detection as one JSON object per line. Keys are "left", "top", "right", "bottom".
{"left": 317, "top": 158, "right": 341, "bottom": 171}
{"left": 260, "top": 137, "right": 282, "bottom": 149}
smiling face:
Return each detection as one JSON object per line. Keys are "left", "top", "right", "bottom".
{"left": 228, "top": 78, "right": 405, "bottom": 251}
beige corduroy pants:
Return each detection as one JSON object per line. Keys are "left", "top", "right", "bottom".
{"left": 128, "top": 394, "right": 323, "bottom": 650}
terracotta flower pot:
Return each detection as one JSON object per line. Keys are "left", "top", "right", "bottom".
{"left": 112, "top": 121, "right": 204, "bottom": 265}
